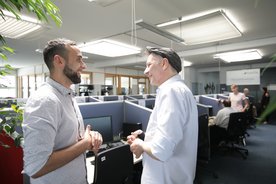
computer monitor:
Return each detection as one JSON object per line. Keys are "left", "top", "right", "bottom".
{"left": 83, "top": 116, "right": 113, "bottom": 143}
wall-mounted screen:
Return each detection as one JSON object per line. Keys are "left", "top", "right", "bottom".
{"left": 83, "top": 116, "right": 113, "bottom": 143}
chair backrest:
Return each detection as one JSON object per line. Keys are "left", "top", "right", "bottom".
{"left": 227, "top": 112, "right": 247, "bottom": 139}
{"left": 93, "top": 144, "right": 133, "bottom": 184}
{"left": 197, "top": 114, "right": 210, "bottom": 161}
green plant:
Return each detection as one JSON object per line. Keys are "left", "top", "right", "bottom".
{"left": 257, "top": 55, "right": 276, "bottom": 123}
{"left": 0, "top": 0, "right": 62, "bottom": 147}
{"left": 0, "top": 0, "right": 62, "bottom": 59}
{"left": 0, "top": 104, "right": 23, "bottom": 148}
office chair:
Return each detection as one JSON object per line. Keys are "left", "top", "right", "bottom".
{"left": 194, "top": 114, "right": 218, "bottom": 184}
{"left": 93, "top": 144, "right": 133, "bottom": 184}
{"left": 221, "top": 112, "right": 249, "bottom": 160}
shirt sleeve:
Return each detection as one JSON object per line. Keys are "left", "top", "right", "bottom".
{"left": 150, "top": 87, "right": 191, "bottom": 161}
{"left": 23, "top": 95, "right": 61, "bottom": 176}
{"left": 213, "top": 110, "right": 223, "bottom": 126}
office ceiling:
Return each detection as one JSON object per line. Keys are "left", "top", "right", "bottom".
{"left": 2, "top": 0, "right": 276, "bottom": 70}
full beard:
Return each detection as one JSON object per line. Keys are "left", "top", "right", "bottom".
{"left": 63, "top": 65, "right": 81, "bottom": 84}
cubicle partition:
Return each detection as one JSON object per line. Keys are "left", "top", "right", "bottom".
{"left": 217, "top": 94, "right": 229, "bottom": 100}
{"left": 103, "top": 95, "right": 120, "bottom": 101}
{"left": 78, "top": 101, "right": 124, "bottom": 137}
{"left": 145, "top": 98, "right": 155, "bottom": 109}
{"left": 127, "top": 95, "right": 145, "bottom": 99}
{"left": 197, "top": 103, "right": 211, "bottom": 116}
{"left": 124, "top": 101, "right": 152, "bottom": 132}
{"left": 199, "top": 95, "right": 224, "bottom": 116}
{"left": 87, "top": 96, "right": 101, "bottom": 102}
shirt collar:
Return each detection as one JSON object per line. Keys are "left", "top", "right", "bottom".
{"left": 157, "top": 74, "right": 181, "bottom": 92}
{"left": 47, "top": 77, "right": 73, "bottom": 96}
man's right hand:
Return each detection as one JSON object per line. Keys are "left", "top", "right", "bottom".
{"left": 127, "top": 129, "right": 143, "bottom": 145}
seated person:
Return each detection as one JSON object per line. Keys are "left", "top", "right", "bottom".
{"left": 210, "top": 100, "right": 237, "bottom": 149}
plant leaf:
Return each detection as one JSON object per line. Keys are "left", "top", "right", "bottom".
{"left": 257, "top": 96, "right": 276, "bottom": 123}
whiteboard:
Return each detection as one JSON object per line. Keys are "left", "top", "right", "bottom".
{"left": 226, "top": 69, "right": 260, "bottom": 85}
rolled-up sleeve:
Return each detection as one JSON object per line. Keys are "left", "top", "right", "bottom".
{"left": 23, "top": 96, "right": 59, "bottom": 176}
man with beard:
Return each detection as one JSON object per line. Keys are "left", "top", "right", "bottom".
{"left": 22, "top": 38, "right": 103, "bottom": 184}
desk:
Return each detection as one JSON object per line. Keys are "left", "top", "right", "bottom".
{"left": 86, "top": 147, "right": 142, "bottom": 184}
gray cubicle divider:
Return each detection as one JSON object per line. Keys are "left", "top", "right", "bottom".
{"left": 145, "top": 98, "right": 155, "bottom": 109}
{"left": 125, "top": 98, "right": 139, "bottom": 104}
{"left": 124, "top": 101, "right": 152, "bottom": 132}
{"left": 103, "top": 95, "right": 119, "bottom": 101}
{"left": 217, "top": 94, "right": 229, "bottom": 100}
{"left": 78, "top": 101, "right": 124, "bottom": 137}
{"left": 197, "top": 103, "right": 211, "bottom": 116}
{"left": 87, "top": 96, "right": 101, "bottom": 102}
{"left": 199, "top": 95, "right": 224, "bottom": 116}
{"left": 127, "top": 95, "right": 144, "bottom": 99}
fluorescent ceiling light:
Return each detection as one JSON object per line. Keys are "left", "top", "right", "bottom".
{"left": 0, "top": 10, "right": 42, "bottom": 39}
{"left": 214, "top": 49, "right": 262, "bottom": 63}
{"left": 182, "top": 60, "right": 192, "bottom": 67}
{"left": 135, "top": 19, "right": 184, "bottom": 43}
{"left": 157, "top": 10, "right": 242, "bottom": 45}
{"left": 79, "top": 39, "right": 141, "bottom": 57}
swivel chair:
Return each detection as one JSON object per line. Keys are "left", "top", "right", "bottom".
{"left": 93, "top": 144, "right": 133, "bottom": 184}
{"left": 221, "top": 112, "right": 249, "bottom": 159}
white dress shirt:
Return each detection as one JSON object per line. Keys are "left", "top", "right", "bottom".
{"left": 141, "top": 75, "right": 198, "bottom": 184}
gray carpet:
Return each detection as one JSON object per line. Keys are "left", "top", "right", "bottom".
{"left": 197, "top": 124, "right": 276, "bottom": 184}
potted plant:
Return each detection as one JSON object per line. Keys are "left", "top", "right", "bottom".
{"left": 0, "top": 0, "right": 62, "bottom": 147}
{"left": 0, "top": 2, "right": 62, "bottom": 183}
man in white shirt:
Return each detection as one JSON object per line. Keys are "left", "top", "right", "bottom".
{"left": 127, "top": 47, "right": 198, "bottom": 184}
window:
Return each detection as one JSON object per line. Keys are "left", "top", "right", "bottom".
{"left": 0, "top": 75, "right": 16, "bottom": 98}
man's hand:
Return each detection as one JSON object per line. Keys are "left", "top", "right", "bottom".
{"left": 127, "top": 129, "right": 143, "bottom": 145}
{"left": 90, "top": 130, "right": 103, "bottom": 153}
{"left": 83, "top": 125, "right": 103, "bottom": 153}
{"left": 130, "top": 138, "right": 144, "bottom": 158}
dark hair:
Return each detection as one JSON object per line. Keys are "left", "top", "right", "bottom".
{"left": 43, "top": 38, "right": 76, "bottom": 71}
{"left": 145, "top": 46, "right": 182, "bottom": 73}
{"left": 223, "top": 99, "right": 231, "bottom": 107}
{"left": 262, "top": 87, "right": 268, "bottom": 92}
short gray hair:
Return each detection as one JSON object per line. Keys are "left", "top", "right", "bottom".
{"left": 145, "top": 46, "right": 182, "bottom": 73}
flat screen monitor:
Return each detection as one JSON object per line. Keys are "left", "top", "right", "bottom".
{"left": 83, "top": 116, "right": 113, "bottom": 143}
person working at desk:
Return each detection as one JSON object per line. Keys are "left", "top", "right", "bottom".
{"left": 210, "top": 100, "right": 236, "bottom": 149}
{"left": 229, "top": 84, "right": 249, "bottom": 112}
{"left": 22, "top": 38, "right": 103, "bottom": 184}
{"left": 127, "top": 47, "right": 198, "bottom": 184}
